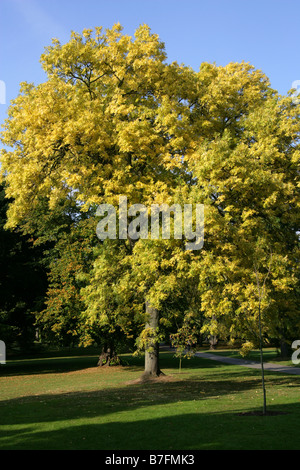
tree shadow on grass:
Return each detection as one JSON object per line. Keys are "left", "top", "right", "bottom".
{"left": 0, "top": 368, "right": 299, "bottom": 424}
{"left": 0, "top": 349, "right": 272, "bottom": 378}
{"left": 0, "top": 354, "right": 100, "bottom": 377}
{"left": 1, "top": 401, "right": 300, "bottom": 450}
{"left": 1, "top": 351, "right": 300, "bottom": 450}
{"left": 0, "top": 350, "right": 227, "bottom": 378}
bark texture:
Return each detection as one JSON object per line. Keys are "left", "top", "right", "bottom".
{"left": 143, "top": 301, "right": 163, "bottom": 377}
{"left": 97, "top": 343, "right": 121, "bottom": 367}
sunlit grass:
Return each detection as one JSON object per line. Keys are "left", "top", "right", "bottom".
{"left": 0, "top": 351, "right": 299, "bottom": 450}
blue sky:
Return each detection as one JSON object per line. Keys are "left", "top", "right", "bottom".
{"left": 1, "top": 0, "right": 300, "bottom": 128}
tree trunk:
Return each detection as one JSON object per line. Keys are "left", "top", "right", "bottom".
{"left": 258, "top": 303, "right": 267, "bottom": 415}
{"left": 209, "top": 335, "right": 218, "bottom": 350}
{"left": 143, "top": 301, "right": 163, "bottom": 377}
{"left": 97, "top": 345, "right": 111, "bottom": 366}
{"left": 97, "top": 343, "right": 121, "bottom": 367}
{"left": 280, "top": 339, "right": 291, "bottom": 359}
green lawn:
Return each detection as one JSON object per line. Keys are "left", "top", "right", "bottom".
{"left": 0, "top": 350, "right": 299, "bottom": 450}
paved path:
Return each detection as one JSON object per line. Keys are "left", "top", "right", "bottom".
{"left": 195, "top": 351, "right": 300, "bottom": 375}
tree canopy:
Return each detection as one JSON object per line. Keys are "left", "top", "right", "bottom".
{"left": 1, "top": 24, "right": 299, "bottom": 370}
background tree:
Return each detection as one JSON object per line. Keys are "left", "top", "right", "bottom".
{"left": 170, "top": 321, "right": 198, "bottom": 372}
{"left": 0, "top": 184, "right": 48, "bottom": 351}
{"left": 36, "top": 217, "right": 96, "bottom": 347}
{"left": 186, "top": 62, "right": 300, "bottom": 354}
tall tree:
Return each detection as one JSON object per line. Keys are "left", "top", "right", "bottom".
{"left": 1, "top": 25, "right": 299, "bottom": 375}
{"left": 185, "top": 62, "right": 300, "bottom": 351}
{"left": 0, "top": 24, "right": 196, "bottom": 374}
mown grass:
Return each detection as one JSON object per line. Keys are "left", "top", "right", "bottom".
{"left": 0, "top": 350, "right": 299, "bottom": 450}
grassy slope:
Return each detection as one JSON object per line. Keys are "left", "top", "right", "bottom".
{"left": 0, "top": 351, "right": 299, "bottom": 450}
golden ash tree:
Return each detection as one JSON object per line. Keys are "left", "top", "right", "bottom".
{"left": 1, "top": 24, "right": 197, "bottom": 375}
{"left": 1, "top": 24, "right": 299, "bottom": 376}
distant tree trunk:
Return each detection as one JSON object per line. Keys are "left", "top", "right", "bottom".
{"left": 279, "top": 339, "right": 291, "bottom": 359}
{"left": 209, "top": 315, "right": 218, "bottom": 349}
{"left": 209, "top": 335, "right": 218, "bottom": 350}
{"left": 143, "top": 301, "right": 163, "bottom": 377}
{"left": 97, "top": 342, "right": 121, "bottom": 367}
